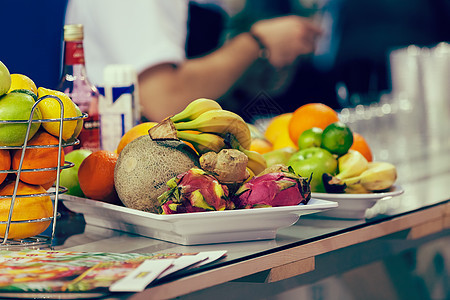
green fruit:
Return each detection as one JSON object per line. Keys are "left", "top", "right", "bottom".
{"left": 262, "top": 147, "right": 296, "bottom": 167}
{"left": 10, "top": 89, "right": 38, "bottom": 101}
{"left": 0, "top": 92, "right": 41, "bottom": 146}
{"left": 298, "top": 127, "right": 323, "bottom": 150}
{"left": 0, "top": 61, "right": 11, "bottom": 97}
{"left": 288, "top": 147, "right": 337, "bottom": 192}
{"left": 321, "top": 122, "right": 353, "bottom": 156}
{"left": 60, "top": 149, "right": 92, "bottom": 197}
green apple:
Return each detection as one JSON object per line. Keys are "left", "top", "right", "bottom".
{"left": 298, "top": 127, "right": 323, "bottom": 150}
{"left": 0, "top": 61, "right": 11, "bottom": 96}
{"left": 288, "top": 147, "right": 337, "bottom": 192}
{"left": 60, "top": 149, "right": 92, "bottom": 197}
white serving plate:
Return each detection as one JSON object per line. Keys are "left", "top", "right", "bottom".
{"left": 60, "top": 195, "right": 338, "bottom": 245}
{"left": 310, "top": 185, "right": 404, "bottom": 219}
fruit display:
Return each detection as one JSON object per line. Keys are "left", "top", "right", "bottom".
{"left": 262, "top": 102, "right": 397, "bottom": 194}
{"left": 109, "top": 98, "right": 312, "bottom": 215}
{"left": 0, "top": 60, "right": 84, "bottom": 241}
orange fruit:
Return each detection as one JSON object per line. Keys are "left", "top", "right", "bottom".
{"left": 116, "top": 122, "right": 157, "bottom": 154}
{"left": 288, "top": 103, "right": 339, "bottom": 145}
{"left": 0, "top": 149, "right": 11, "bottom": 185}
{"left": 349, "top": 132, "right": 373, "bottom": 162}
{"left": 0, "top": 181, "right": 53, "bottom": 239}
{"left": 264, "top": 113, "right": 292, "bottom": 144}
{"left": 12, "top": 131, "right": 65, "bottom": 186}
{"left": 78, "top": 150, "right": 120, "bottom": 204}
{"left": 249, "top": 138, "right": 273, "bottom": 154}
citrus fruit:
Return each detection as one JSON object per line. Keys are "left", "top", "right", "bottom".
{"left": 288, "top": 103, "right": 339, "bottom": 145}
{"left": 264, "top": 113, "right": 292, "bottom": 144}
{"left": 116, "top": 122, "right": 157, "bottom": 154}
{"left": 349, "top": 132, "right": 373, "bottom": 162}
{"left": 249, "top": 138, "right": 273, "bottom": 154}
{"left": 298, "top": 127, "right": 323, "bottom": 150}
{"left": 66, "top": 104, "right": 83, "bottom": 142}
{"left": 272, "top": 128, "right": 298, "bottom": 150}
{"left": 78, "top": 150, "right": 120, "bottom": 204}
{"left": 7, "top": 74, "right": 38, "bottom": 96}
{"left": 59, "top": 149, "right": 92, "bottom": 197}
{"left": 9, "top": 89, "right": 38, "bottom": 101}
{"left": 321, "top": 122, "right": 353, "bottom": 156}
{"left": 12, "top": 131, "right": 65, "bottom": 186}
{"left": 0, "top": 149, "right": 11, "bottom": 185}
{"left": 37, "top": 87, "right": 78, "bottom": 140}
{"left": 0, "top": 181, "right": 53, "bottom": 239}
{"left": 0, "top": 61, "right": 11, "bottom": 96}
{"left": 0, "top": 92, "right": 42, "bottom": 146}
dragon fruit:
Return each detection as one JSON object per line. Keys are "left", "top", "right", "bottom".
{"left": 232, "top": 170, "right": 311, "bottom": 209}
{"left": 158, "top": 168, "right": 235, "bottom": 214}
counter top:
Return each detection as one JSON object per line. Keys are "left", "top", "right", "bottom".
{"left": 48, "top": 142, "right": 450, "bottom": 299}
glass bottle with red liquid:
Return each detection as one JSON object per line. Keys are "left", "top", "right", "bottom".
{"left": 57, "top": 24, "right": 101, "bottom": 152}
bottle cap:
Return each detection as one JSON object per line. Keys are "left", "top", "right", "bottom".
{"left": 64, "top": 24, "right": 84, "bottom": 41}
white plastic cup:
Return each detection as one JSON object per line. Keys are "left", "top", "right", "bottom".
{"left": 98, "top": 65, "right": 141, "bottom": 151}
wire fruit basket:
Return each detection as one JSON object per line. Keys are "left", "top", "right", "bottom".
{"left": 0, "top": 94, "right": 86, "bottom": 248}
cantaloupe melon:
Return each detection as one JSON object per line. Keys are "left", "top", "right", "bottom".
{"left": 114, "top": 135, "right": 199, "bottom": 213}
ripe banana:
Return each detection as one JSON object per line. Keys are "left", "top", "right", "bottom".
{"left": 170, "top": 98, "right": 222, "bottom": 123}
{"left": 341, "top": 161, "right": 397, "bottom": 192}
{"left": 336, "top": 150, "right": 368, "bottom": 180}
{"left": 239, "top": 146, "right": 267, "bottom": 176}
{"left": 359, "top": 161, "right": 397, "bottom": 191}
{"left": 177, "top": 131, "right": 226, "bottom": 155}
{"left": 173, "top": 109, "right": 252, "bottom": 149}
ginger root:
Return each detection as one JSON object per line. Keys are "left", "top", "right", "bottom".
{"left": 200, "top": 149, "right": 249, "bottom": 183}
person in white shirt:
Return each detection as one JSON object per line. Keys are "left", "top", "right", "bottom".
{"left": 65, "top": 0, "right": 322, "bottom": 121}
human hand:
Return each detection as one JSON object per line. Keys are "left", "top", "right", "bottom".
{"left": 250, "top": 15, "right": 322, "bottom": 68}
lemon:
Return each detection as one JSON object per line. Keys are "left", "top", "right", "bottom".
{"left": 272, "top": 129, "right": 298, "bottom": 150}
{"left": 0, "top": 61, "right": 11, "bottom": 96}
{"left": 67, "top": 104, "right": 84, "bottom": 142}
{"left": 0, "top": 92, "right": 42, "bottom": 146}
{"left": 37, "top": 87, "right": 78, "bottom": 140}
{"left": 8, "top": 74, "right": 38, "bottom": 96}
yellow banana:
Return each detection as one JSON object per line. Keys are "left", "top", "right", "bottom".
{"left": 239, "top": 146, "right": 267, "bottom": 175}
{"left": 340, "top": 161, "right": 397, "bottom": 192}
{"left": 170, "top": 98, "right": 222, "bottom": 123}
{"left": 336, "top": 150, "right": 368, "bottom": 180}
{"left": 173, "top": 109, "right": 252, "bottom": 149}
{"left": 177, "top": 131, "right": 226, "bottom": 155}
{"left": 359, "top": 161, "right": 397, "bottom": 191}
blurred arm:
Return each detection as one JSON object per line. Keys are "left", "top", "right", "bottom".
{"left": 139, "top": 15, "right": 322, "bottom": 121}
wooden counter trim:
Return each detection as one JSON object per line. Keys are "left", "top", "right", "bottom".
{"left": 131, "top": 203, "right": 448, "bottom": 300}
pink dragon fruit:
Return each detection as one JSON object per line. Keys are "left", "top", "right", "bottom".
{"left": 232, "top": 171, "right": 311, "bottom": 209}
{"left": 158, "top": 168, "right": 235, "bottom": 214}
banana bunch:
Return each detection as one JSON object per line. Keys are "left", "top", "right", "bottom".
{"left": 325, "top": 150, "right": 397, "bottom": 193}
{"left": 166, "top": 98, "right": 266, "bottom": 175}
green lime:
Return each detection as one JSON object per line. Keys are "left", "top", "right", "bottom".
{"left": 9, "top": 89, "right": 38, "bottom": 101}
{"left": 321, "top": 122, "right": 353, "bottom": 156}
{"left": 298, "top": 127, "right": 323, "bottom": 150}
{"left": 0, "top": 92, "right": 42, "bottom": 146}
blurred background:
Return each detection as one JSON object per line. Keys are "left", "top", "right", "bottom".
{"left": 0, "top": 0, "right": 449, "bottom": 158}
{"left": 1, "top": 0, "right": 448, "bottom": 111}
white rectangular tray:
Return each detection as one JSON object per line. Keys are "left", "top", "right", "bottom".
{"left": 60, "top": 195, "right": 338, "bottom": 245}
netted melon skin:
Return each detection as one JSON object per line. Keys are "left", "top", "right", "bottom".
{"left": 114, "top": 135, "right": 199, "bottom": 213}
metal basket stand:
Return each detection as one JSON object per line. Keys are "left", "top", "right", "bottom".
{"left": 0, "top": 95, "right": 85, "bottom": 249}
